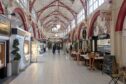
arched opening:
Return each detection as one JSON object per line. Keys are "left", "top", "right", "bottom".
{"left": 88, "top": 11, "right": 100, "bottom": 38}
{"left": 78, "top": 23, "right": 85, "bottom": 40}
{"left": 32, "top": 22, "right": 36, "bottom": 38}
{"left": 13, "top": 8, "right": 28, "bottom": 31}
{"left": 88, "top": 10, "right": 111, "bottom": 54}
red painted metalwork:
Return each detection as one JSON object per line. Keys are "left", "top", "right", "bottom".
{"left": 80, "top": 0, "right": 86, "bottom": 10}
{"left": 41, "top": 10, "right": 70, "bottom": 22}
{"left": 80, "top": 0, "right": 87, "bottom": 21}
{"left": 37, "top": 0, "right": 77, "bottom": 20}
{"left": 32, "top": 22, "right": 36, "bottom": 38}
{"left": 44, "top": 22, "right": 66, "bottom": 30}
{"left": 78, "top": 22, "right": 85, "bottom": 39}
{"left": 88, "top": 10, "right": 100, "bottom": 38}
{"left": 72, "top": 29, "right": 75, "bottom": 41}
{"left": 43, "top": 19, "right": 67, "bottom": 27}
{"left": 0, "top": 1, "right": 4, "bottom": 14}
{"left": 115, "top": 0, "right": 126, "bottom": 31}
{"left": 29, "top": 0, "right": 37, "bottom": 12}
{"left": 38, "top": 30, "right": 40, "bottom": 39}
{"left": 13, "top": 8, "right": 28, "bottom": 31}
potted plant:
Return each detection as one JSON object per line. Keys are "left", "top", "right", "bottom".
{"left": 11, "top": 39, "right": 21, "bottom": 75}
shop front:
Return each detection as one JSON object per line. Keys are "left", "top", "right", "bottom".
{"left": 31, "top": 37, "right": 39, "bottom": 62}
{"left": 0, "top": 15, "right": 10, "bottom": 78}
{"left": 9, "top": 8, "right": 31, "bottom": 74}
{"left": 88, "top": 10, "right": 111, "bottom": 55}
{"left": 11, "top": 28, "right": 31, "bottom": 71}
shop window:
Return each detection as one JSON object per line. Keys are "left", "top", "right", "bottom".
{"left": 0, "top": 43, "right": 6, "bottom": 68}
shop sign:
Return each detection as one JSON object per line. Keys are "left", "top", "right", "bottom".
{"left": 0, "top": 15, "right": 10, "bottom": 36}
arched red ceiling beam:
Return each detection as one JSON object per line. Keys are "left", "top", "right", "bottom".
{"left": 80, "top": 0, "right": 87, "bottom": 20}
{"left": 29, "top": 0, "right": 37, "bottom": 12}
{"left": 46, "top": 26, "right": 64, "bottom": 31}
{"left": 13, "top": 8, "right": 28, "bottom": 31}
{"left": 80, "top": 0, "right": 87, "bottom": 10}
{"left": 88, "top": 10, "right": 100, "bottom": 38}
{"left": 41, "top": 10, "right": 70, "bottom": 23}
{"left": 0, "top": 1, "right": 4, "bottom": 14}
{"left": 43, "top": 19, "right": 67, "bottom": 27}
{"left": 44, "top": 24, "right": 66, "bottom": 31}
{"left": 78, "top": 22, "right": 85, "bottom": 39}
{"left": 41, "top": 13, "right": 69, "bottom": 24}
{"left": 32, "top": 22, "right": 36, "bottom": 38}
{"left": 37, "top": 0, "right": 77, "bottom": 20}
{"left": 44, "top": 22, "right": 66, "bottom": 30}
{"left": 38, "top": 30, "right": 40, "bottom": 39}
{"left": 115, "top": 0, "right": 126, "bottom": 31}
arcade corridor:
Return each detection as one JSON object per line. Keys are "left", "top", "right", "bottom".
{"left": 3, "top": 51, "right": 122, "bottom": 84}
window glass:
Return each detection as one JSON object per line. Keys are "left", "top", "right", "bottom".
{"left": 88, "top": 0, "right": 105, "bottom": 15}
{"left": 16, "top": 0, "right": 28, "bottom": 8}
{"left": 99, "top": 0, "right": 104, "bottom": 5}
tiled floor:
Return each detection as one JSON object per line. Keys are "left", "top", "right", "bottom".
{"left": 7, "top": 51, "right": 123, "bottom": 84}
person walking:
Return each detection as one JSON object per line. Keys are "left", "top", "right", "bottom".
{"left": 52, "top": 44, "right": 56, "bottom": 55}
{"left": 57, "top": 44, "right": 60, "bottom": 54}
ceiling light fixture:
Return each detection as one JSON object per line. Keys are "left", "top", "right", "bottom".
{"left": 55, "top": 34, "right": 58, "bottom": 37}
{"left": 56, "top": 24, "right": 61, "bottom": 29}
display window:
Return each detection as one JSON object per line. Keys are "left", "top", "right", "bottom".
{"left": 0, "top": 42, "right": 6, "bottom": 69}
{"left": 24, "top": 40, "right": 30, "bottom": 61}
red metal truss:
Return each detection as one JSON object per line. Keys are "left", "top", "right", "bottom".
{"left": 37, "top": 0, "right": 77, "bottom": 20}
{"left": 80, "top": 0, "right": 87, "bottom": 10}
{"left": 80, "top": 0, "right": 87, "bottom": 20}
{"left": 41, "top": 10, "right": 70, "bottom": 23}
{"left": 43, "top": 19, "right": 67, "bottom": 27}
{"left": 29, "top": 0, "right": 37, "bottom": 12}
{"left": 44, "top": 24, "right": 66, "bottom": 30}
{"left": 43, "top": 20, "right": 67, "bottom": 29}
{"left": 45, "top": 24, "right": 66, "bottom": 31}
{"left": 44, "top": 22, "right": 67, "bottom": 29}
{"left": 45, "top": 24, "right": 66, "bottom": 32}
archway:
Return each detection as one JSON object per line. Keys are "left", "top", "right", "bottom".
{"left": 78, "top": 22, "right": 85, "bottom": 40}
{"left": 88, "top": 10, "right": 100, "bottom": 38}
{"left": 13, "top": 8, "right": 28, "bottom": 31}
